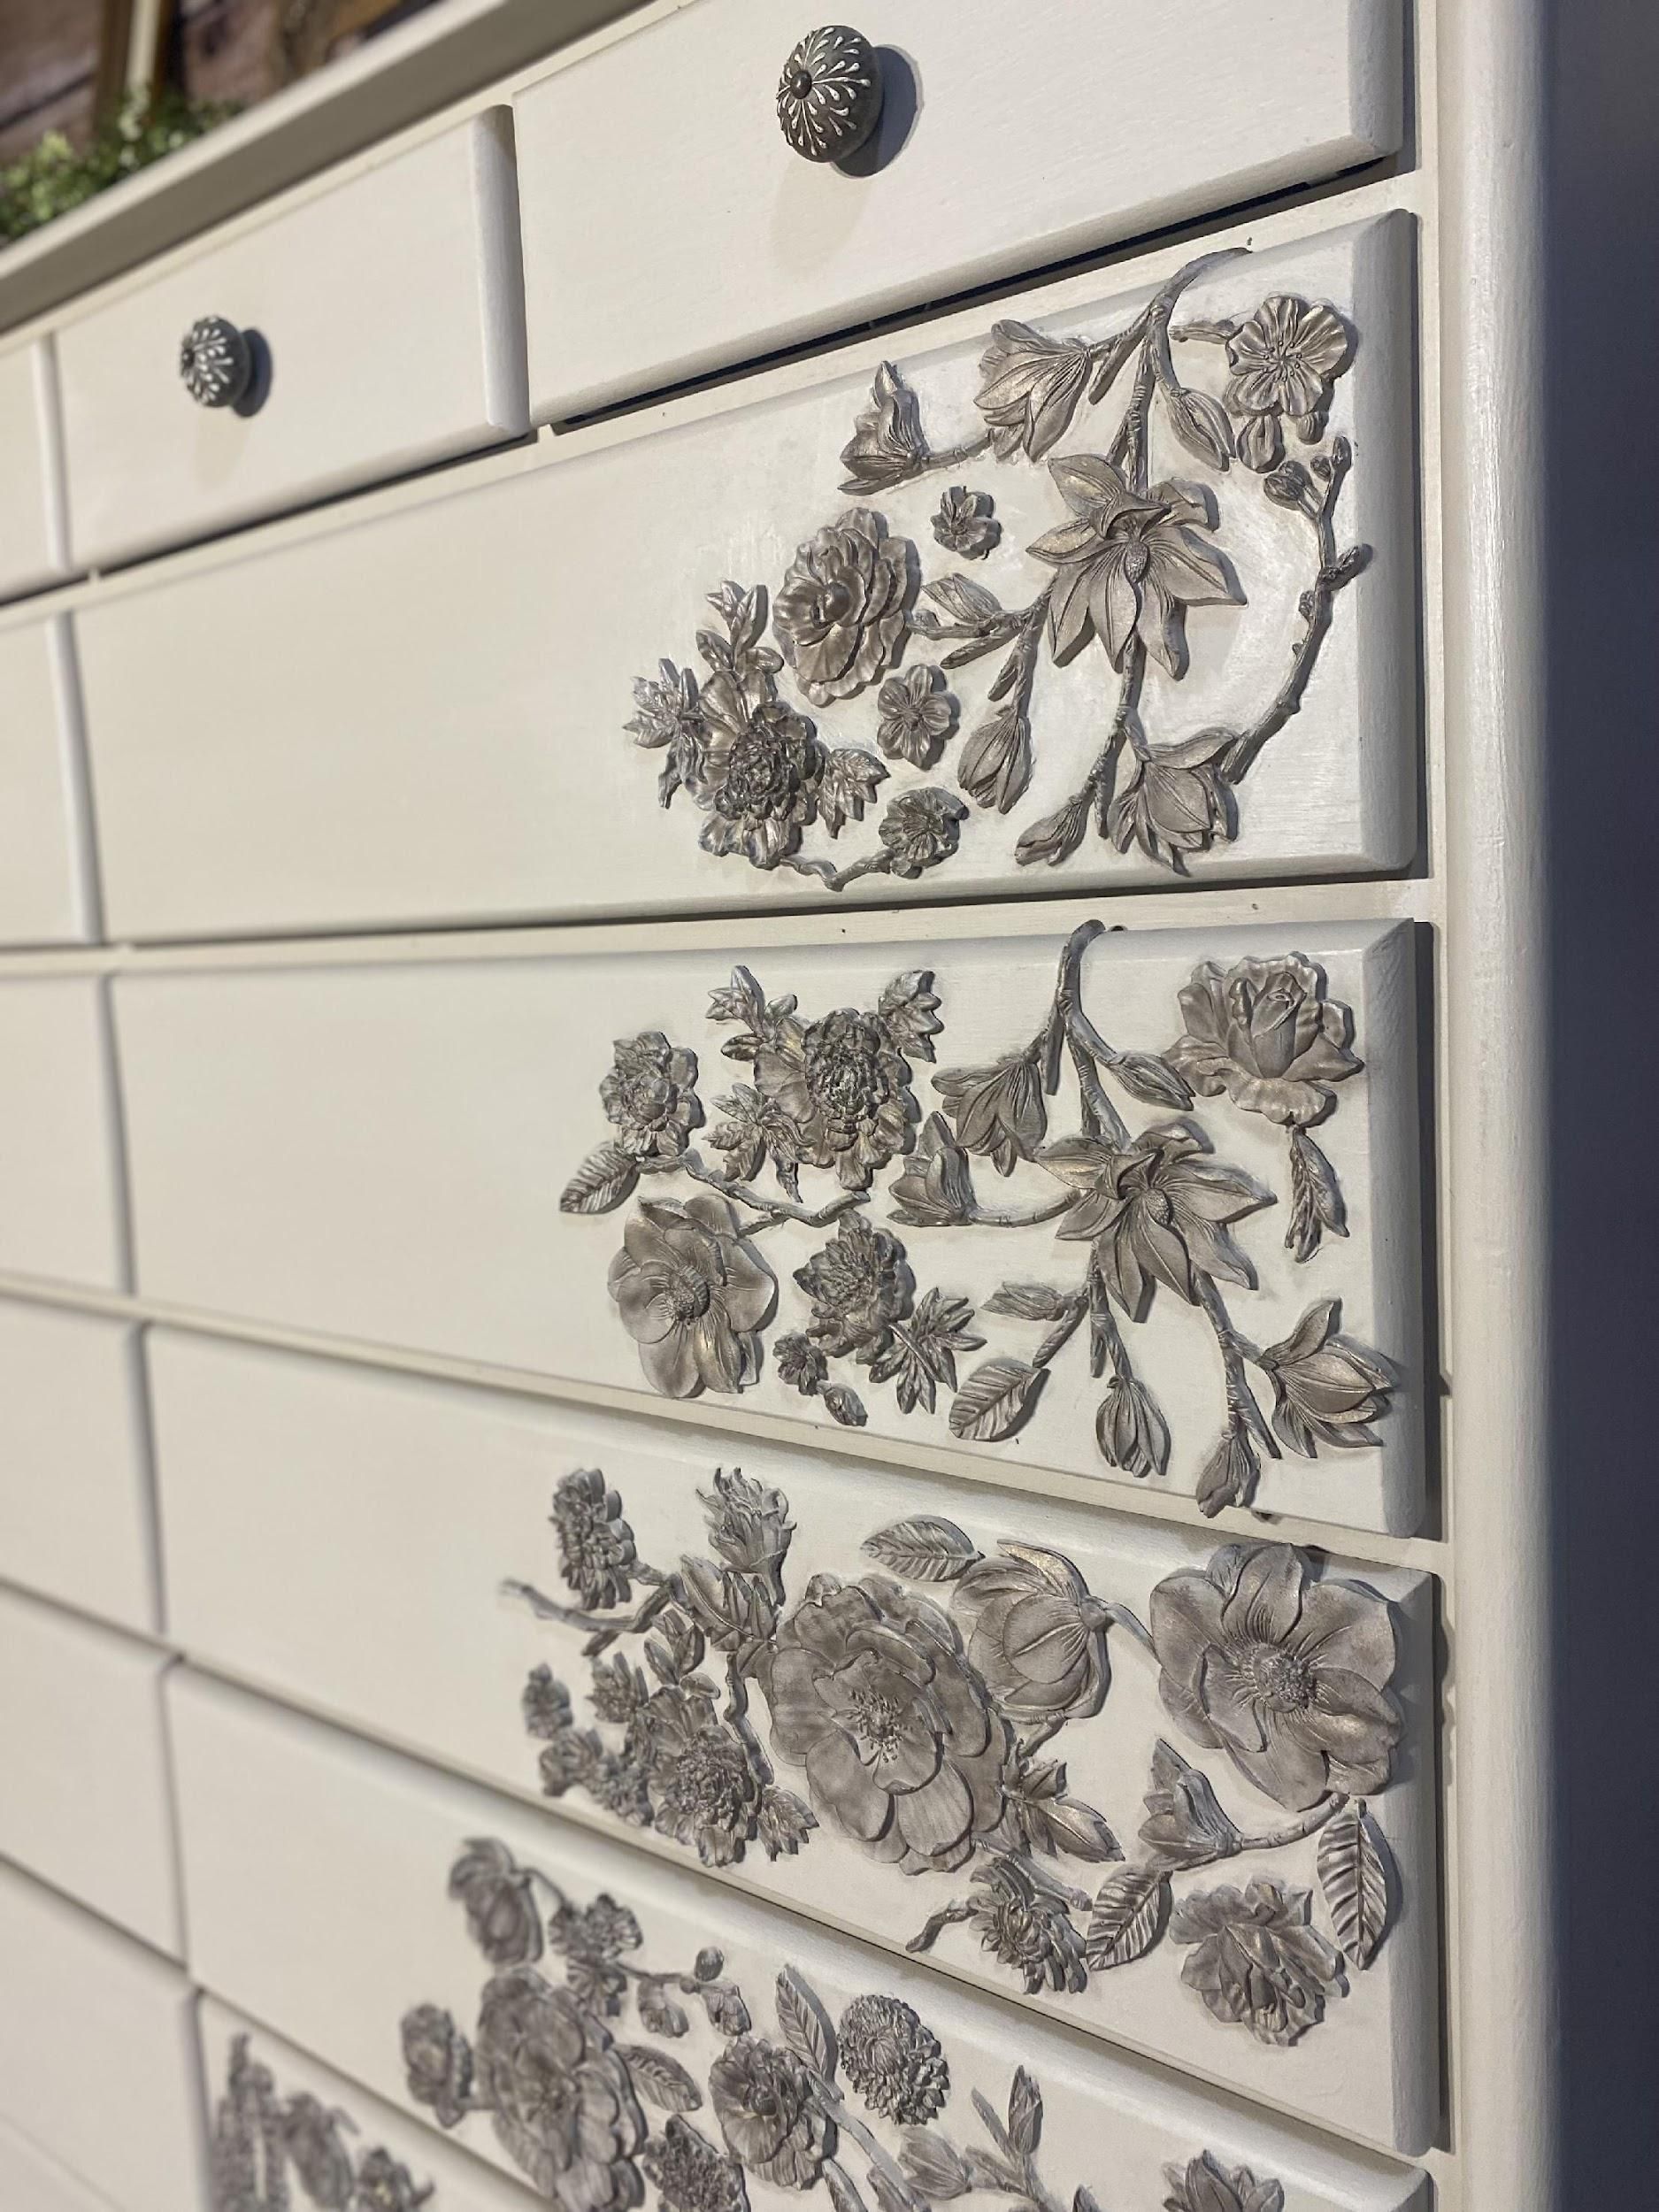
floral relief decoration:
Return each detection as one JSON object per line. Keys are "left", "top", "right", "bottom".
{"left": 212, "top": 2034, "right": 434, "bottom": 2212}
{"left": 503, "top": 1463, "right": 1404, "bottom": 2055}
{"left": 399, "top": 1838, "right": 1290, "bottom": 2212}
{"left": 561, "top": 922, "right": 1394, "bottom": 1516}
{"left": 622, "top": 253, "right": 1367, "bottom": 893}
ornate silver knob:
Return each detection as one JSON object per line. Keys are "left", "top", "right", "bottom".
{"left": 179, "top": 315, "right": 254, "bottom": 409}
{"left": 777, "top": 27, "right": 884, "bottom": 163}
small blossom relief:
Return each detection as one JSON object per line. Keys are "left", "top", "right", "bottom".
{"left": 623, "top": 253, "right": 1367, "bottom": 893}
{"left": 211, "top": 2033, "right": 434, "bottom": 2212}
{"left": 503, "top": 1464, "right": 1405, "bottom": 2054}
{"left": 399, "top": 1837, "right": 1287, "bottom": 2212}
{"left": 560, "top": 924, "right": 1396, "bottom": 1514}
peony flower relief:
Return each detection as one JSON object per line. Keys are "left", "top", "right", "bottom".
{"left": 772, "top": 508, "right": 913, "bottom": 706}
{"left": 793, "top": 1212, "right": 913, "bottom": 1359}
{"left": 756, "top": 1005, "right": 918, "bottom": 1191}
{"left": 709, "top": 2038, "right": 831, "bottom": 2190}
{"left": 607, "top": 1195, "right": 775, "bottom": 1399}
{"left": 694, "top": 691, "right": 825, "bottom": 872}
{"left": 1148, "top": 1543, "right": 1401, "bottom": 1811}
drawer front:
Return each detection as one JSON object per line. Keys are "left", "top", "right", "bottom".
{"left": 0, "top": 2113, "right": 120, "bottom": 2212}
{"left": 117, "top": 918, "right": 1423, "bottom": 1533}
{"left": 57, "top": 112, "right": 528, "bottom": 570}
{"left": 155, "top": 1333, "right": 1439, "bottom": 2148}
{"left": 200, "top": 2002, "right": 548, "bottom": 2211}
{"left": 0, "top": 1302, "right": 157, "bottom": 1633}
{"left": 0, "top": 618, "right": 96, "bottom": 946}
{"left": 0, "top": 977, "right": 127, "bottom": 1289}
{"left": 77, "top": 216, "right": 1414, "bottom": 941}
{"left": 0, "top": 1861, "right": 209, "bottom": 2212}
{"left": 515, "top": 0, "right": 1403, "bottom": 419}
{"left": 170, "top": 1671, "right": 1428, "bottom": 2199}
{"left": 0, "top": 1585, "right": 180, "bottom": 1954}
{"left": 0, "top": 340, "right": 71, "bottom": 600}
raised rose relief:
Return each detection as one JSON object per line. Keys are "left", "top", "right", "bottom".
{"left": 500, "top": 1462, "right": 1406, "bottom": 2057}
{"left": 560, "top": 923, "right": 1399, "bottom": 1518}
{"left": 398, "top": 1838, "right": 1291, "bottom": 2211}
{"left": 622, "top": 250, "right": 1371, "bottom": 895}
{"left": 212, "top": 2034, "right": 434, "bottom": 2212}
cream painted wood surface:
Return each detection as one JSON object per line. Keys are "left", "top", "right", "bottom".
{"left": 0, "top": 977, "right": 127, "bottom": 1288}
{"left": 153, "top": 1332, "right": 1438, "bottom": 2148}
{"left": 0, "top": 1860, "right": 210, "bottom": 2212}
{"left": 171, "top": 1669, "right": 1428, "bottom": 2204}
{"left": 0, "top": 1585, "right": 180, "bottom": 1953}
{"left": 199, "top": 2001, "right": 556, "bottom": 2209}
{"left": 0, "top": 339, "right": 71, "bottom": 599}
{"left": 0, "top": 1302, "right": 157, "bottom": 1633}
{"left": 56, "top": 112, "right": 529, "bottom": 570}
{"left": 514, "top": 0, "right": 1403, "bottom": 419}
{"left": 114, "top": 918, "right": 1421, "bottom": 1532}
{"left": 0, "top": 2111, "right": 123, "bottom": 2212}
{"left": 0, "top": 618, "right": 97, "bottom": 946}
{"left": 75, "top": 217, "right": 1416, "bottom": 941}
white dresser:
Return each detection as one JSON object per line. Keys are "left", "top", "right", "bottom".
{"left": 0, "top": 4, "right": 1646, "bottom": 2208}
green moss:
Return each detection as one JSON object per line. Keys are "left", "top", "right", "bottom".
{"left": 1, "top": 88, "right": 240, "bottom": 248}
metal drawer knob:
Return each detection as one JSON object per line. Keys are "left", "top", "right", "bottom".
{"left": 179, "top": 315, "right": 254, "bottom": 409}
{"left": 777, "top": 26, "right": 884, "bottom": 163}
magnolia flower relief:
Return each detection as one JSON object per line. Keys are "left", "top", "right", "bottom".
{"left": 619, "top": 249, "right": 1368, "bottom": 890}
{"left": 398, "top": 1839, "right": 1290, "bottom": 2212}
{"left": 499, "top": 1449, "right": 1409, "bottom": 2053}
{"left": 560, "top": 923, "right": 1402, "bottom": 1518}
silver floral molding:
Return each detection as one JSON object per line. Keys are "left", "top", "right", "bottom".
{"left": 502, "top": 1469, "right": 1401, "bottom": 2052}
{"left": 400, "top": 1839, "right": 1290, "bottom": 2212}
{"left": 561, "top": 923, "right": 1394, "bottom": 1515}
{"left": 212, "top": 2033, "right": 434, "bottom": 2212}
{"left": 623, "top": 251, "right": 1364, "bottom": 890}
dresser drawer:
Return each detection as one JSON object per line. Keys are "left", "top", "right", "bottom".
{"left": 117, "top": 917, "right": 1423, "bottom": 1533}
{"left": 201, "top": 2002, "right": 548, "bottom": 2212}
{"left": 0, "top": 618, "right": 97, "bottom": 946}
{"left": 78, "top": 213, "right": 1414, "bottom": 940}
{"left": 56, "top": 111, "right": 528, "bottom": 570}
{"left": 0, "top": 1303, "right": 157, "bottom": 1633}
{"left": 155, "top": 1333, "right": 1439, "bottom": 2149}
{"left": 0, "top": 1861, "right": 209, "bottom": 2212}
{"left": 0, "top": 340, "right": 71, "bottom": 601}
{"left": 516, "top": 0, "right": 1404, "bottom": 419}
{"left": 171, "top": 1670, "right": 1429, "bottom": 2195}
{"left": 0, "top": 978, "right": 127, "bottom": 1290}
{"left": 0, "top": 1586, "right": 180, "bottom": 1954}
